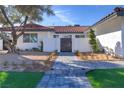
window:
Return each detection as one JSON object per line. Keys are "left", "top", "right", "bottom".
{"left": 23, "top": 33, "right": 38, "bottom": 43}
{"left": 30, "top": 34, "right": 38, "bottom": 43}
{"left": 64, "top": 35, "right": 72, "bottom": 38}
{"left": 23, "top": 34, "right": 30, "bottom": 42}
{"left": 53, "top": 35, "right": 59, "bottom": 38}
{"left": 75, "top": 35, "right": 85, "bottom": 38}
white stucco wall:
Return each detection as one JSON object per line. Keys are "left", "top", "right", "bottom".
{"left": 97, "top": 31, "right": 122, "bottom": 56}
{"left": 43, "top": 38, "right": 58, "bottom": 52}
{"left": 72, "top": 38, "right": 91, "bottom": 52}
{"left": 94, "top": 16, "right": 123, "bottom": 57}
{"left": 16, "top": 31, "right": 91, "bottom": 52}
{"left": 16, "top": 31, "right": 58, "bottom": 52}
{"left": 120, "top": 17, "right": 124, "bottom": 57}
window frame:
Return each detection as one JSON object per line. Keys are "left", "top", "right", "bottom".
{"left": 53, "top": 35, "right": 59, "bottom": 38}
{"left": 23, "top": 33, "right": 38, "bottom": 43}
{"left": 75, "top": 35, "right": 85, "bottom": 38}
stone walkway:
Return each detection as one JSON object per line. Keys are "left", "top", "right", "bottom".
{"left": 37, "top": 53, "right": 124, "bottom": 88}
{"left": 37, "top": 53, "right": 92, "bottom": 88}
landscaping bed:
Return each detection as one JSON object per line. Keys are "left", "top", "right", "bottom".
{"left": 0, "top": 51, "right": 58, "bottom": 72}
{"left": 23, "top": 52, "right": 58, "bottom": 71}
{"left": 75, "top": 52, "right": 123, "bottom": 61}
{"left": 0, "top": 72, "right": 44, "bottom": 88}
{"left": 87, "top": 68, "right": 124, "bottom": 88}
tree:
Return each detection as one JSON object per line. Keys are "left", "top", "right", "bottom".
{"left": 0, "top": 5, "right": 54, "bottom": 53}
{"left": 88, "top": 29, "right": 100, "bottom": 53}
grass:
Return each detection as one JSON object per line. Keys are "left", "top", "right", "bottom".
{"left": 0, "top": 72, "right": 44, "bottom": 88}
{"left": 87, "top": 68, "right": 124, "bottom": 88}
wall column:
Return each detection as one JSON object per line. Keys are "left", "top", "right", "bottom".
{"left": 121, "top": 17, "right": 124, "bottom": 57}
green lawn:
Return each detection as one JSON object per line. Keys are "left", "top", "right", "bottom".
{"left": 0, "top": 72, "right": 44, "bottom": 88}
{"left": 87, "top": 68, "right": 124, "bottom": 88}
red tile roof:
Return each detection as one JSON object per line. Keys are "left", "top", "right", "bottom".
{"left": 0, "top": 23, "right": 53, "bottom": 31}
{"left": 0, "top": 23, "right": 90, "bottom": 33}
{"left": 53, "top": 26, "right": 89, "bottom": 33}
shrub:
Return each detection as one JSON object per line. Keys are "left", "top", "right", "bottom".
{"left": 104, "top": 46, "right": 110, "bottom": 54}
{"left": 25, "top": 49, "right": 30, "bottom": 51}
{"left": 16, "top": 47, "right": 20, "bottom": 51}
{"left": 75, "top": 50, "right": 80, "bottom": 56}
{"left": 54, "top": 50, "right": 58, "bottom": 53}
{"left": 21, "top": 61, "right": 27, "bottom": 67}
{"left": 110, "top": 48, "right": 114, "bottom": 55}
{"left": 12, "top": 62, "right": 18, "bottom": 69}
{"left": 3, "top": 61, "right": 8, "bottom": 68}
{"left": 88, "top": 29, "right": 100, "bottom": 53}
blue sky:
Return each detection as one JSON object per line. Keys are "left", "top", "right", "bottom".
{"left": 41, "top": 5, "right": 124, "bottom": 26}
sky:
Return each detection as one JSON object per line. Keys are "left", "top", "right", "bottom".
{"left": 40, "top": 5, "right": 124, "bottom": 26}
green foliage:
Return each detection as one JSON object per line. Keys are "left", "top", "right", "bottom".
{"left": 88, "top": 29, "right": 96, "bottom": 39}
{"left": 88, "top": 29, "right": 100, "bottom": 53}
{"left": 0, "top": 5, "right": 55, "bottom": 25}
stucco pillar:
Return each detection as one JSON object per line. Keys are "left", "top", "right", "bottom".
{"left": 57, "top": 38, "right": 60, "bottom": 52}
{"left": 121, "top": 17, "right": 124, "bottom": 57}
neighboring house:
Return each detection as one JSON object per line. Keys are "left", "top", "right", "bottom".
{"left": 91, "top": 7, "right": 124, "bottom": 57}
{"left": 0, "top": 24, "right": 91, "bottom": 52}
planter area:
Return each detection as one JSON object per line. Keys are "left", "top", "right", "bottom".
{"left": 75, "top": 52, "right": 123, "bottom": 61}
{"left": 0, "top": 51, "right": 58, "bottom": 72}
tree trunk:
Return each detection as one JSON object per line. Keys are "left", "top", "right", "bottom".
{"left": 0, "top": 7, "right": 28, "bottom": 54}
{"left": 11, "top": 36, "right": 18, "bottom": 53}
{"left": 4, "top": 43, "right": 12, "bottom": 53}
{"left": 4, "top": 37, "right": 18, "bottom": 53}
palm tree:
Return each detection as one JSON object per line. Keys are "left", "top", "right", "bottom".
{"left": 0, "top": 5, "right": 54, "bottom": 53}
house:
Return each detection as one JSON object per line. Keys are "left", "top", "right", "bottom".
{"left": 1, "top": 7, "right": 124, "bottom": 58}
{"left": 0, "top": 24, "right": 91, "bottom": 52}
{"left": 91, "top": 7, "right": 124, "bottom": 57}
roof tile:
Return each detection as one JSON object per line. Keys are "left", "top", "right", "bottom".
{"left": 53, "top": 26, "right": 89, "bottom": 33}
{"left": 0, "top": 23, "right": 90, "bottom": 33}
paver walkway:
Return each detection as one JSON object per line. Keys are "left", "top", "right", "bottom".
{"left": 37, "top": 53, "right": 124, "bottom": 88}
{"left": 37, "top": 53, "right": 92, "bottom": 88}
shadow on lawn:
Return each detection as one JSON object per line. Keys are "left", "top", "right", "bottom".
{"left": 54, "top": 59, "right": 124, "bottom": 70}
{"left": 50, "top": 60, "right": 124, "bottom": 88}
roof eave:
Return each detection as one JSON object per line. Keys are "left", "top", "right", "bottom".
{"left": 91, "top": 11, "right": 124, "bottom": 29}
{"left": 92, "top": 12, "right": 117, "bottom": 28}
